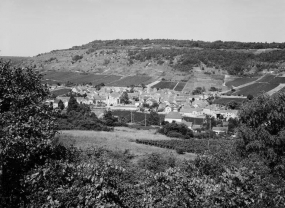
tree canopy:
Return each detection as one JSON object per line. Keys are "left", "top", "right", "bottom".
{"left": 237, "top": 93, "right": 285, "bottom": 175}
{"left": 0, "top": 60, "right": 58, "bottom": 206}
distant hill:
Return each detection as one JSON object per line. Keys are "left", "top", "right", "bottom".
{"left": 9, "top": 39, "right": 284, "bottom": 93}
{"left": 0, "top": 56, "right": 29, "bottom": 66}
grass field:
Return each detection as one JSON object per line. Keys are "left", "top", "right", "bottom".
{"left": 152, "top": 81, "right": 178, "bottom": 90}
{"left": 58, "top": 127, "right": 196, "bottom": 162}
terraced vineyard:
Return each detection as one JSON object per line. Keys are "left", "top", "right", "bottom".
{"left": 136, "top": 139, "right": 233, "bottom": 153}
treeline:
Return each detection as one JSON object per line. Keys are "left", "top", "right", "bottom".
{"left": 69, "top": 39, "right": 285, "bottom": 50}
{"left": 128, "top": 48, "right": 285, "bottom": 75}
{"left": 56, "top": 95, "right": 126, "bottom": 130}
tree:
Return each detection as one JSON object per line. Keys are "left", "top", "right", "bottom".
{"left": 103, "top": 110, "right": 118, "bottom": 126}
{"left": 147, "top": 111, "right": 160, "bottom": 125}
{"left": 120, "top": 92, "right": 130, "bottom": 104}
{"left": 0, "top": 60, "right": 58, "bottom": 206}
{"left": 237, "top": 93, "right": 285, "bottom": 176}
{"left": 227, "top": 100, "right": 240, "bottom": 110}
{"left": 151, "top": 102, "right": 159, "bottom": 110}
{"left": 192, "top": 87, "right": 205, "bottom": 95}
{"left": 58, "top": 99, "right": 65, "bottom": 110}
{"left": 247, "top": 94, "right": 254, "bottom": 100}
{"left": 67, "top": 95, "right": 79, "bottom": 112}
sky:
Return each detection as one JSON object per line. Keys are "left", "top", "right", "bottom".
{"left": 0, "top": 0, "right": 284, "bottom": 56}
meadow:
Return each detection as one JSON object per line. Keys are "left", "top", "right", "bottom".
{"left": 58, "top": 127, "right": 196, "bottom": 161}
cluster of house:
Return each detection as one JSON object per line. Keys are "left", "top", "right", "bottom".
{"left": 47, "top": 85, "right": 239, "bottom": 134}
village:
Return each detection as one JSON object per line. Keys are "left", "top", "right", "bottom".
{"left": 46, "top": 82, "right": 243, "bottom": 135}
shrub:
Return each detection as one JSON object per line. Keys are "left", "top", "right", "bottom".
{"left": 72, "top": 55, "right": 83, "bottom": 62}
{"left": 176, "top": 148, "right": 185, "bottom": 154}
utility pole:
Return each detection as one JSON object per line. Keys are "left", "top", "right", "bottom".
{"left": 131, "top": 111, "right": 133, "bottom": 123}
{"left": 145, "top": 112, "right": 146, "bottom": 127}
{"left": 208, "top": 116, "right": 211, "bottom": 150}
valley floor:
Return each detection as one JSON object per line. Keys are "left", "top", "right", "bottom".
{"left": 59, "top": 127, "right": 197, "bottom": 162}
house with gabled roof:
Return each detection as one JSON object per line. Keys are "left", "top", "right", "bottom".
{"left": 56, "top": 97, "right": 70, "bottom": 107}
{"left": 180, "top": 106, "right": 204, "bottom": 117}
{"left": 76, "top": 97, "right": 93, "bottom": 105}
{"left": 93, "top": 94, "right": 106, "bottom": 105}
{"left": 219, "top": 110, "right": 239, "bottom": 120}
{"left": 192, "top": 100, "right": 208, "bottom": 108}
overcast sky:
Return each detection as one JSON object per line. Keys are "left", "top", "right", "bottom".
{"left": 0, "top": 0, "right": 284, "bottom": 56}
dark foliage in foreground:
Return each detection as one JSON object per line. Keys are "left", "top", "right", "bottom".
{"left": 1, "top": 60, "right": 285, "bottom": 207}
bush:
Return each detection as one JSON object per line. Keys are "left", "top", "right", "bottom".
{"left": 72, "top": 55, "right": 83, "bottom": 62}
{"left": 158, "top": 122, "right": 194, "bottom": 139}
{"left": 176, "top": 148, "right": 185, "bottom": 154}
{"left": 167, "top": 131, "right": 184, "bottom": 138}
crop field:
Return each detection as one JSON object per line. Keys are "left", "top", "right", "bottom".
{"left": 112, "top": 110, "right": 165, "bottom": 124}
{"left": 233, "top": 83, "right": 279, "bottom": 96}
{"left": 213, "top": 97, "right": 247, "bottom": 105}
{"left": 258, "top": 74, "right": 276, "bottom": 82}
{"left": 225, "top": 77, "right": 258, "bottom": 87}
{"left": 152, "top": 81, "right": 178, "bottom": 90}
{"left": 173, "top": 82, "right": 187, "bottom": 91}
{"left": 136, "top": 139, "right": 233, "bottom": 154}
{"left": 108, "top": 76, "right": 152, "bottom": 87}
{"left": 232, "top": 74, "right": 285, "bottom": 96}
{"left": 51, "top": 88, "right": 71, "bottom": 96}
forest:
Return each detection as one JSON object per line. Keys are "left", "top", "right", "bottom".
{"left": 70, "top": 39, "right": 285, "bottom": 50}
{"left": 1, "top": 60, "right": 285, "bottom": 207}
{"left": 128, "top": 48, "right": 285, "bottom": 75}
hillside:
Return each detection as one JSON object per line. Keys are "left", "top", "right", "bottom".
{"left": 15, "top": 39, "right": 285, "bottom": 93}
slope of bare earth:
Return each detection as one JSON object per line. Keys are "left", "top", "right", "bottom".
{"left": 20, "top": 48, "right": 181, "bottom": 81}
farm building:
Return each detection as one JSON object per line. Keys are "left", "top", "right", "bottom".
{"left": 165, "top": 112, "right": 182, "bottom": 123}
